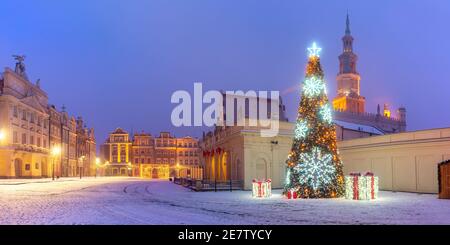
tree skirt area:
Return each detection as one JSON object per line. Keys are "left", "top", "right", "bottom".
{"left": 0, "top": 178, "right": 449, "bottom": 224}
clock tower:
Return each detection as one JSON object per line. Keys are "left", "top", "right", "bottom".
{"left": 332, "top": 14, "right": 365, "bottom": 114}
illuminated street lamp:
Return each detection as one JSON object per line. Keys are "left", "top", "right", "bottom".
{"left": 51, "top": 145, "right": 61, "bottom": 181}
{"left": 127, "top": 162, "right": 132, "bottom": 177}
{"left": 176, "top": 162, "right": 181, "bottom": 178}
{"left": 0, "top": 129, "right": 5, "bottom": 143}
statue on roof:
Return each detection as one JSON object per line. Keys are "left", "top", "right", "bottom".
{"left": 13, "top": 55, "right": 29, "bottom": 80}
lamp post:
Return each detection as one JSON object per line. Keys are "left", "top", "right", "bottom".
{"left": 79, "top": 156, "right": 85, "bottom": 179}
{"left": 105, "top": 161, "right": 109, "bottom": 176}
{"left": 51, "top": 145, "right": 61, "bottom": 181}
{"left": 270, "top": 140, "right": 278, "bottom": 181}
{"left": 0, "top": 129, "right": 5, "bottom": 142}
{"left": 127, "top": 162, "right": 132, "bottom": 177}
{"left": 0, "top": 129, "right": 6, "bottom": 148}
{"left": 95, "top": 157, "right": 100, "bottom": 178}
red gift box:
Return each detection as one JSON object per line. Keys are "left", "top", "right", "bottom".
{"left": 286, "top": 190, "right": 298, "bottom": 199}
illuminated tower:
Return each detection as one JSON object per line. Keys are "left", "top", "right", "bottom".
{"left": 332, "top": 14, "right": 365, "bottom": 113}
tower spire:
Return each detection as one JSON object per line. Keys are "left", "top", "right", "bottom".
{"left": 345, "top": 12, "right": 351, "bottom": 35}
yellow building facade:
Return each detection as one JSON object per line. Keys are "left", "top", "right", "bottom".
{"left": 0, "top": 66, "right": 51, "bottom": 178}
{"left": 101, "top": 128, "right": 132, "bottom": 176}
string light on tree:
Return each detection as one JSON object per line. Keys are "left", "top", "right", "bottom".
{"left": 284, "top": 42, "right": 345, "bottom": 198}
{"left": 294, "top": 147, "right": 335, "bottom": 191}
{"left": 294, "top": 120, "right": 309, "bottom": 140}
{"left": 320, "top": 104, "right": 332, "bottom": 124}
{"left": 303, "top": 77, "right": 326, "bottom": 97}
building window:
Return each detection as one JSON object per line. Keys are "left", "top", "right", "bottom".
{"left": 179, "top": 151, "right": 183, "bottom": 156}
{"left": 185, "top": 160, "right": 188, "bottom": 164}
{"left": 13, "top": 131, "right": 18, "bottom": 143}
{"left": 22, "top": 110, "right": 27, "bottom": 120}
{"left": 25, "top": 164, "right": 30, "bottom": 171}
{"left": 135, "top": 158, "right": 138, "bottom": 164}
{"left": 189, "top": 151, "right": 193, "bottom": 156}
{"left": 35, "top": 163, "right": 39, "bottom": 169}
{"left": 43, "top": 139, "right": 47, "bottom": 148}
{"left": 141, "top": 158, "right": 144, "bottom": 163}
{"left": 13, "top": 106, "right": 18, "bottom": 117}
{"left": 30, "top": 136, "right": 34, "bottom": 145}
{"left": 22, "top": 133, "right": 27, "bottom": 144}
{"left": 37, "top": 137, "right": 41, "bottom": 147}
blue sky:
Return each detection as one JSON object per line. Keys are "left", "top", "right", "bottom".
{"left": 1, "top": 0, "right": 450, "bottom": 143}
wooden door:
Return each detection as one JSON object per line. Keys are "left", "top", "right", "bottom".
{"left": 440, "top": 165, "right": 450, "bottom": 199}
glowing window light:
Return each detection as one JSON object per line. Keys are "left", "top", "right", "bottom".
{"left": 293, "top": 147, "right": 335, "bottom": 190}
{"left": 252, "top": 179, "right": 272, "bottom": 198}
{"left": 294, "top": 120, "right": 308, "bottom": 140}
{"left": 307, "top": 42, "right": 322, "bottom": 57}
{"left": 303, "top": 77, "right": 325, "bottom": 97}
{"left": 320, "top": 104, "right": 332, "bottom": 124}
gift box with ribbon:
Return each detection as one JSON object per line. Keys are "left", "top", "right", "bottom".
{"left": 252, "top": 179, "right": 272, "bottom": 198}
{"left": 345, "top": 172, "right": 379, "bottom": 200}
{"left": 286, "top": 189, "right": 298, "bottom": 199}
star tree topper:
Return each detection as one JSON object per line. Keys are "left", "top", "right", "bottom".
{"left": 307, "top": 42, "right": 322, "bottom": 57}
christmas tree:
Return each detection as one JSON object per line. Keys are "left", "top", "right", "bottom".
{"left": 284, "top": 43, "right": 344, "bottom": 198}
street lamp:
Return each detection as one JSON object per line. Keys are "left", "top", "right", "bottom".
{"left": 127, "top": 162, "right": 132, "bottom": 177}
{"left": 95, "top": 157, "right": 100, "bottom": 178}
{"left": 0, "top": 129, "right": 5, "bottom": 143}
{"left": 51, "top": 145, "right": 61, "bottom": 181}
{"left": 78, "top": 156, "right": 85, "bottom": 179}
{"left": 176, "top": 162, "right": 181, "bottom": 178}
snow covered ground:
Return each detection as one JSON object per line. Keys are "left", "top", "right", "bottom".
{"left": 1, "top": 178, "right": 449, "bottom": 224}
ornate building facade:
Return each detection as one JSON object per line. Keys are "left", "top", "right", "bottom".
{"left": 0, "top": 56, "right": 96, "bottom": 178}
{"left": 100, "top": 130, "right": 201, "bottom": 178}
{"left": 333, "top": 15, "right": 407, "bottom": 138}
{"left": 76, "top": 117, "right": 96, "bottom": 177}
{"left": 101, "top": 128, "right": 132, "bottom": 176}
{"left": 0, "top": 60, "right": 50, "bottom": 178}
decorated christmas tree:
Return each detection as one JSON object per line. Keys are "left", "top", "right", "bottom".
{"left": 284, "top": 43, "right": 344, "bottom": 198}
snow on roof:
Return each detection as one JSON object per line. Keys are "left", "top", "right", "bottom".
{"left": 333, "top": 119, "right": 384, "bottom": 135}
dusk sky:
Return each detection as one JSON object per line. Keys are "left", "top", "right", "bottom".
{"left": 1, "top": 0, "right": 450, "bottom": 144}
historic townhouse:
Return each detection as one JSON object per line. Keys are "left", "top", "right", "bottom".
{"left": 100, "top": 130, "right": 202, "bottom": 178}
{"left": 0, "top": 56, "right": 96, "bottom": 178}
{"left": 76, "top": 117, "right": 96, "bottom": 177}
{"left": 101, "top": 128, "right": 132, "bottom": 176}
{"left": 0, "top": 57, "right": 50, "bottom": 178}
